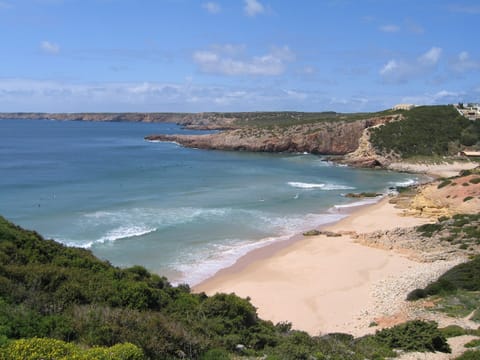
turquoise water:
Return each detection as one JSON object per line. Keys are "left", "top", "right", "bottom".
{"left": 0, "top": 119, "right": 421, "bottom": 285}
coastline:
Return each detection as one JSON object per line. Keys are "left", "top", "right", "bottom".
{"left": 193, "top": 192, "right": 463, "bottom": 336}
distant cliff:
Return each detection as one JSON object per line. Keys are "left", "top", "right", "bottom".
{"left": 0, "top": 112, "right": 238, "bottom": 130}
{"left": 146, "top": 115, "right": 400, "bottom": 156}
{"left": 2, "top": 110, "right": 406, "bottom": 162}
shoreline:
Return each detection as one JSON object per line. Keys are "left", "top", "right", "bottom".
{"left": 191, "top": 197, "right": 377, "bottom": 287}
{"left": 193, "top": 191, "right": 462, "bottom": 336}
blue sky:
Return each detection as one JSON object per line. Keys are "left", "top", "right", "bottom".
{"left": 0, "top": 0, "right": 479, "bottom": 112}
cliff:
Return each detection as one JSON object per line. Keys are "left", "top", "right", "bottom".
{"left": 0, "top": 112, "right": 238, "bottom": 130}
{"left": 146, "top": 115, "right": 400, "bottom": 155}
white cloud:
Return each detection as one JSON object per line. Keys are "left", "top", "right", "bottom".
{"left": 418, "top": 47, "right": 442, "bottom": 65}
{"left": 193, "top": 45, "right": 295, "bottom": 76}
{"left": 298, "top": 66, "right": 316, "bottom": 75}
{"left": 0, "top": 78, "right": 322, "bottom": 112}
{"left": 380, "top": 60, "right": 399, "bottom": 75}
{"left": 283, "top": 89, "right": 307, "bottom": 100}
{"left": 379, "top": 24, "right": 400, "bottom": 33}
{"left": 379, "top": 47, "right": 442, "bottom": 83}
{"left": 244, "top": 0, "right": 264, "bottom": 17}
{"left": 451, "top": 51, "right": 480, "bottom": 73}
{"left": 401, "top": 90, "right": 463, "bottom": 105}
{"left": 40, "top": 41, "right": 60, "bottom": 55}
{"left": 202, "top": 2, "right": 221, "bottom": 14}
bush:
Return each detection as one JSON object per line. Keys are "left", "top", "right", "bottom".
{"left": 370, "top": 105, "right": 475, "bottom": 158}
{"left": 438, "top": 179, "right": 452, "bottom": 189}
{"left": 464, "top": 338, "right": 480, "bottom": 348}
{"left": 201, "top": 348, "right": 231, "bottom": 360}
{"left": 374, "top": 320, "right": 451, "bottom": 353}
{"left": 407, "top": 288, "right": 428, "bottom": 301}
{"left": 456, "top": 350, "right": 480, "bottom": 359}
{"left": 417, "top": 223, "right": 443, "bottom": 237}
{"left": 439, "top": 325, "right": 468, "bottom": 338}
{"left": 0, "top": 337, "right": 144, "bottom": 360}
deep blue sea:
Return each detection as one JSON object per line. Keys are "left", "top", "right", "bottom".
{"left": 0, "top": 119, "right": 421, "bottom": 285}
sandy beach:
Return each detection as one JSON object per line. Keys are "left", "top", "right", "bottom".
{"left": 194, "top": 196, "right": 462, "bottom": 336}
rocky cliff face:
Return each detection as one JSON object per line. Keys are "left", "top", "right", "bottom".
{"left": 146, "top": 115, "right": 399, "bottom": 156}
{"left": 341, "top": 116, "right": 403, "bottom": 167}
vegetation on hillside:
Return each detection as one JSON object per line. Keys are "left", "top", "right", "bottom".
{"left": 0, "top": 216, "right": 455, "bottom": 359}
{"left": 416, "top": 213, "right": 480, "bottom": 248}
{"left": 407, "top": 252, "right": 480, "bottom": 324}
{"left": 228, "top": 109, "right": 399, "bottom": 128}
{"left": 370, "top": 105, "right": 480, "bottom": 158}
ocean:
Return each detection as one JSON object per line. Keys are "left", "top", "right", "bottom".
{"left": 0, "top": 119, "right": 422, "bottom": 285}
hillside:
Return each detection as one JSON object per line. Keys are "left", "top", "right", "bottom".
{"left": 0, "top": 216, "right": 456, "bottom": 359}
{"left": 369, "top": 106, "right": 480, "bottom": 158}
{"left": 145, "top": 114, "right": 400, "bottom": 155}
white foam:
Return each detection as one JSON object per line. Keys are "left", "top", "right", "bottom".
{"left": 63, "top": 225, "right": 157, "bottom": 249}
{"left": 330, "top": 197, "right": 381, "bottom": 210}
{"left": 288, "top": 181, "right": 325, "bottom": 189}
{"left": 172, "top": 235, "right": 291, "bottom": 286}
{"left": 146, "top": 140, "right": 180, "bottom": 146}
{"left": 389, "top": 178, "right": 418, "bottom": 188}
{"left": 172, "top": 212, "right": 347, "bottom": 286}
{"left": 322, "top": 184, "right": 355, "bottom": 190}
{"left": 98, "top": 225, "right": 157, "bottom": 244}
{"left": 288, "top": 181, "right": 355, "bottom": 190}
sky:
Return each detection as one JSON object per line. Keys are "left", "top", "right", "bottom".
{"left": 0, "top": 0, "right": 479, "bottom": 113}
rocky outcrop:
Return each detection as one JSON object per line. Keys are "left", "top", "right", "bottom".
{"left": 341, "top": 116, "right": 402, "bottom": 167}
{"left": 146, "top": 116, "right": 398, "bottom": 155}
{"left": 404, "top": 174, "right": 480, "bottom": 218}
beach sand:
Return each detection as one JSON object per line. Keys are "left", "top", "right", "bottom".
{"left": 194, "top": 197, "right": 458, "bottom": 336}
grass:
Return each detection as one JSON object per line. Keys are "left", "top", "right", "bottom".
{"left": 438, "top": 179, "right": 453, "bottom": 189}
{"left": 465, "top": 339, "right": 480, "bottom": 348}
{"left": 432, "top": 291, "right": 480, "bottom": 318}
{"left": 228, "top": 109, "right": 402, "bottom": 128}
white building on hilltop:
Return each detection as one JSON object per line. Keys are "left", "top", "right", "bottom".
{"left": 393, "top": 104, "right": 416, "bottom": 111}
{"left": 455, "top": 103, "right": 480, "bottom": 120}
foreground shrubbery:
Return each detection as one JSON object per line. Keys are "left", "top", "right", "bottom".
{"left": 0, "top": 338, "right": 144, "bottom": 360}
{"left": 0, "top": 216, "right": 457, "bottom": 358}
{"left": 370, "top": 105, "right": 480, "bottom": 158}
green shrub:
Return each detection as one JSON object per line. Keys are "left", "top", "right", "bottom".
{"left": 370, "top": 105, "right": 475, "bottom": 158}
{"left": 417, "top": 223, "right": 443, "bottom": 237}
{"left": 464, "top": 339, "right": 480, "bottom": 348}
{"left": 374, "top": 320, "right": 451, "bottom": 353}
{"left": 438, "top": 179, "right": 453, "bottom": 189}
{"left": 426, "top": 257, "right": 480, "bottom": 294}
{"left": 201, "top": 348, "right": 231, "bottom": 360}
{"left": 464, "top": 196, "right": 474, "bottom": 202}
{"left": 440, "top": 325, "right": 468, "bottom": 338}
{"left": 407, "top": 288, "right": 428, "bottom": 301}
{"left": 456, "top": 350, "right": 480, "bottom": 359}
{"left": 0, "top": 337, "right": 144, "bottom": 360}
{"left": 469, "top": 177, "right": 480, "bottom": 184}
